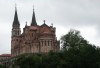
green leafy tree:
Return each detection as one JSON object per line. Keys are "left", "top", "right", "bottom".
{"left": 61, "top": 29, "right": 88, "bottom": 50}
{"left": 61, "top": 29, "right": 100, "bottom": 68}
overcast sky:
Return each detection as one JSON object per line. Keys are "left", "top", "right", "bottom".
{"left": 0, "top": 0, "right": 100, "bottom": 54}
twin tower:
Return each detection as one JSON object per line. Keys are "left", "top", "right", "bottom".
{"left": 12, "top": 7, "right": 37, "bottom": 37}
{"left": 11, "top": 6, "right": 60, "bottom": 56}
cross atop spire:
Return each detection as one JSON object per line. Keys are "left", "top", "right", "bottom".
{"left": 43, "top": 20, "right": 46, "bottom": 24}
{"left": 25, "top": 21, "right": 28, "bottom": 27}
{"left": 15, "top": 3, "right": 17, "bottom": 11}
{"left": 33, "top": 4, "right": 34, "bottom": 11}
{"left": 31, "top": 6, "right": 37, "bottom": 26}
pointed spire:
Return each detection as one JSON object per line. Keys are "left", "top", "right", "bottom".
{"left": 31, "top": 5, "right": 37, "bottom": 26}
{"left": 13, "top": 4, "right": 20, "bottom": 27}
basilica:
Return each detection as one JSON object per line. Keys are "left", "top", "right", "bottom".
{"left": 11, "top": 7, "right": 60, "bottom": 56}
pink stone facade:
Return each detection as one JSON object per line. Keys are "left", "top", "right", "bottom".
{"left": 11, "top": 8, "right": 60, "bottom": 56}
{"left": 11, "top": 25, "right": 60, "bottom": 56}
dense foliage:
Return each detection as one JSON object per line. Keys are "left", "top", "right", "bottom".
{"left": 8, "top": 30, "right": 100, "bottom": 68}
{"left": 0, "top": 64, "right": 4, "bottom": 68}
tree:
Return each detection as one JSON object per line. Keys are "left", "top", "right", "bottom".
{"left": 61, "top": 29, "right": 100, "bottom": 68}
{"left": 61, "top": 29, "right": 88, "bottom": 50}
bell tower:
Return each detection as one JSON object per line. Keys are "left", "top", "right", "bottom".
{"left": 11, "top": 5, "right": 21, "bottom": 56}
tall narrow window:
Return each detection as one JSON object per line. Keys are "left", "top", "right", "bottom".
{"left": 42, "top": 40, "right": 43, "bottom": 46}
{"left": 48, "top": 41, "right": 49, "bottom": 46}
{"left": 45, "top": 40, "right": 46, "bottom": 46}
{"left": 50, "top": 40, "right": 52, "bottom": 46}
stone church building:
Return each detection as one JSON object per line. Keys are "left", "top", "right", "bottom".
{"left": 11, "top": 7, "right": 60, "bottom": 56}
